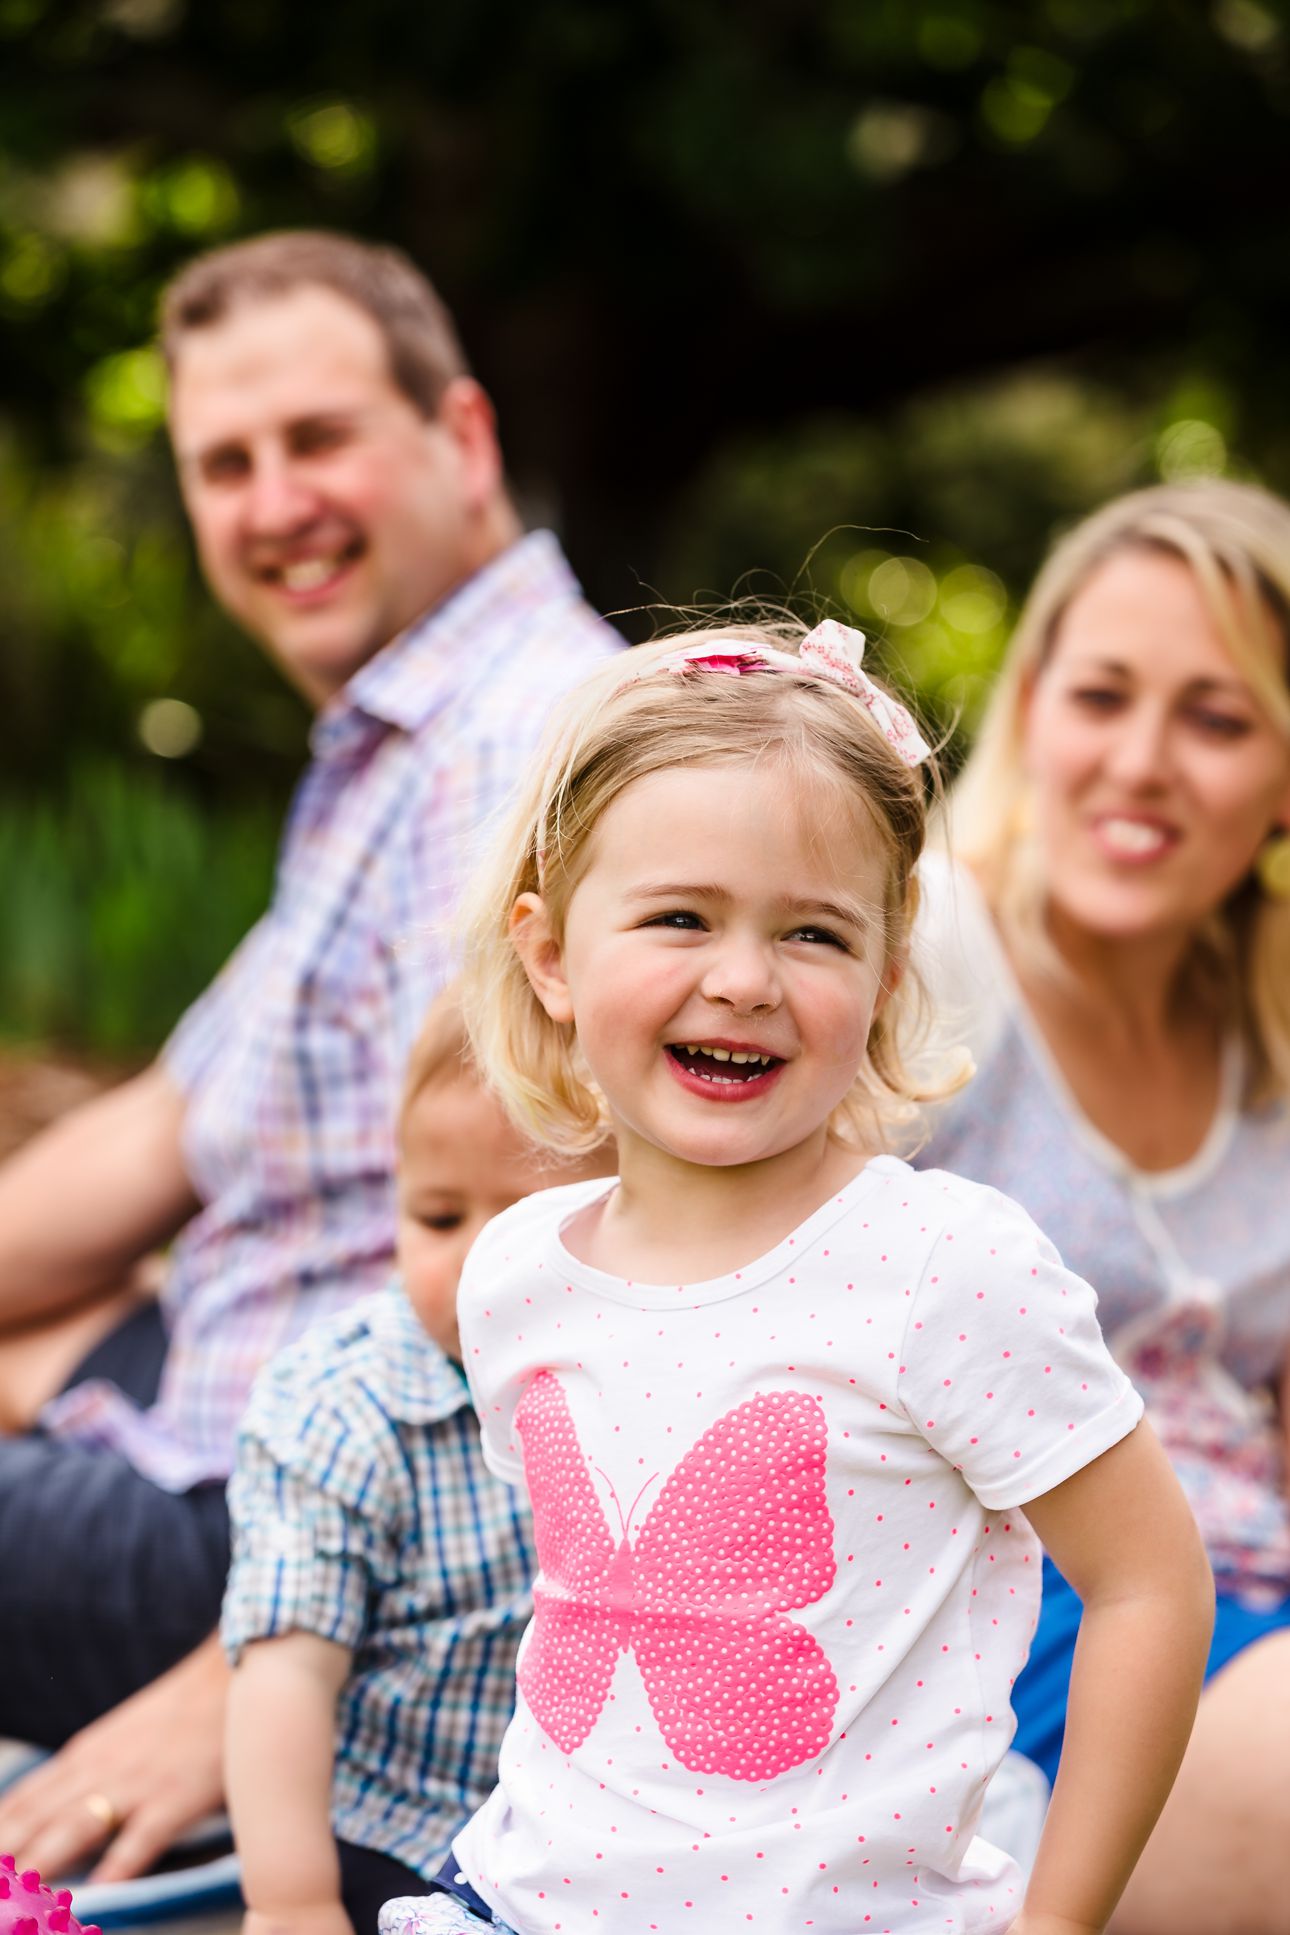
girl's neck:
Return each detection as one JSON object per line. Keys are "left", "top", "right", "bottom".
{"left": 566, "top": 1127, "right": 875, "bottom": 1285}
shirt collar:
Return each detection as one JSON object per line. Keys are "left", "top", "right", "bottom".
{"left": 367, "top": 1283, "right": 472, "bottom": 1423}
{"left": 310, "top": 530, "right": 581, "bottom": 759}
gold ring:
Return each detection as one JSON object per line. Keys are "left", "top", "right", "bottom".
{"left": 83, "top": 1791, "right": 120, "bottom": 1834}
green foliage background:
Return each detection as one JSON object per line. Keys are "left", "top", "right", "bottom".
{"left": 3, "top": 0, "right": 1290, "bottom": 1050}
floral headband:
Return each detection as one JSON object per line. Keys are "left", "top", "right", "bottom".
{"left": 647, "top": 619, "right": 931, "bottom": 768}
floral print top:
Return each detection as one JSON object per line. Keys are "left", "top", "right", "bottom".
{"left": 915, "top": 854, "right": 1290, "bottom": 1605}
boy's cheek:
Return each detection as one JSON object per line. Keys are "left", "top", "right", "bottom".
{"left": 398, "top": 1229, "right": 461, "bottom": 1350}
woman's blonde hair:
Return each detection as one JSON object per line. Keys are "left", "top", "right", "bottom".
{"left": 460, "top": 622, "right": 966, "bottom": 1157}
{"left": 951, "top": 478, "right": 1290, "bottom": 1098}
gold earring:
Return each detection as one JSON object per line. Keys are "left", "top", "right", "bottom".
{"left": 1257, "top": 829, "right": 1290, "bottom": 899}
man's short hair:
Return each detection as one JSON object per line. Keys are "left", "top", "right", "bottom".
{"left": 159, "top": 230, "right": 471, "bottom": 417}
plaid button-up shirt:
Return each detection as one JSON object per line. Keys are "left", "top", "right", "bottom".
{"left": 223, "top": 1287, "right": 535, "bottom": 1877}
{"left": 41, "top": 532, "right": 620, "bottom": 1488}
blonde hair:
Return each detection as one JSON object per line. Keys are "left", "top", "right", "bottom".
{"left": 951, "top": 479, "right": 1290, "bottom": 1098}
{"left": 461, "top": 622, "right": 966, "bottom": 1157}
{"left": 398, "top": 984, "right": 475, "bottom": 1142}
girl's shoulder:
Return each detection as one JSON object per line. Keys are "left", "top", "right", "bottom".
{"left": 865, "top": 1152, "right": 1054, "bottom": 1256}
{"left": 861, "top": 1157, "right": 1107, "bottom": 1329}
{"left": 463, "top": 1173, "right": 618, "bottom": 1270}
{"left": 813, "top": 1158, "right": 1065, "bottom": 1306}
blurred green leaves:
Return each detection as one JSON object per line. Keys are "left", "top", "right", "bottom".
{"left": 0, "top": 766, "right": 277, "bottom": 1053}
{"left": 84, "top": 344, "right": 166, "bottom": 441}
{"left": 141, "top": 156, "right": 241, "bottom": 237}
{"left": 1, "top": 0, "right": 1290, "bottom": 1050}
{"left": 287, "top": 101, "right": 378, "bottom": 177}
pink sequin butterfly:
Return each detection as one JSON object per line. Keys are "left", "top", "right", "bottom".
{"left": 513, "top": 1371, "right": 840, "bottom": 1781}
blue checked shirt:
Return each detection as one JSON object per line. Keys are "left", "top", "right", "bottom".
{"left": 223, "top": 1286, "right": 536, "bottom": 1878}
{"left": 40, "top": 533, "right": 620, "bottom": 1489}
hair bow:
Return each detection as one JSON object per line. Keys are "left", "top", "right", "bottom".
{"left": 797, "top": 620, "right": 931, "bottom": 766}
{"left": 659, "top": 622, "right": 931, "bottom": 768}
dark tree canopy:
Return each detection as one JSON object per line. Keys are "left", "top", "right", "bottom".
{"left": 3, "top": 0, "right": 1289, "bottom": 1045}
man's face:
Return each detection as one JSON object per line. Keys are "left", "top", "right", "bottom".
{"left": 169, "top": 284, "right": 494, "bottom": 703}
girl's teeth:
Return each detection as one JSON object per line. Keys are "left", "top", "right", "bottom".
{"left": 681, "top": 1045, "right": 772, "bottom": 1068}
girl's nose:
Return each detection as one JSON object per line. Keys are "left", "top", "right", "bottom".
{"left": 701, "top": 935, "right": 780, "bottom": 1014}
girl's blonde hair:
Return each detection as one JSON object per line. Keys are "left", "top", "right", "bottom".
{"left": 461, "top": 622, "right": 966, "bottom": 1157}
{"left": 950, "top": 478, "right": 1290, "bottom": 1098}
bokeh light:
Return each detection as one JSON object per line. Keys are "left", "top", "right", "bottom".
{"left": 138, "top": 698, "right": 203, "bottom": 759}
{"left": 1156, "top": 419, "right": 1227, "bottom": 480}
{"left": 286, "top": 101, "right": 377, "bottom": 176}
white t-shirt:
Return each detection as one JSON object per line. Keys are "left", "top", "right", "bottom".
{"left": 455, "top": 1156, "right": 1141, "bottom": 1935}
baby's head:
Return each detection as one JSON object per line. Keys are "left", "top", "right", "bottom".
{"left": 463, "top": 621, "right": 961, "bottom": 1162}
{"left": 397, "top": 987, "right": 614, "bottom": 1357}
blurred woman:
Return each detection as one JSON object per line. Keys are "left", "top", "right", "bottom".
{"left": 917, "top": 479, "right": 1290, "bottom": 1935}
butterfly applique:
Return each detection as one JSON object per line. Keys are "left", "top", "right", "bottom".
{"left": 513, "top": 1371, "right": 839, "bottom": 1781}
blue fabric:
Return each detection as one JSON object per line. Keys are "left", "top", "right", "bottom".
{"left": 0, "top": 1434, "right": 229, "bottom": 1744}
{"left": 0, "top": 1298, "right": 230, "bottom": 1746}
{"left": 337, "top": 1837, "right": 432, "bottom": 1935}
{"left": 223, "top": 1288, "right": 535, "bottom": 1882}
{"left": 1013, "top": 1555, "right": 1290, "bottom": 1782}
{"left": 430, "top": 1857, "right": 497, "bottom": 1921}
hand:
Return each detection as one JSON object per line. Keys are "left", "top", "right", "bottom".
{"left": 0, "top": 1635, "right": 229, "bottom": 1883}
{"left": 242, "top": 1904, "right": 355, "bottom": 1935}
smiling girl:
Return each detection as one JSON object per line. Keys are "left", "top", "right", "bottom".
{"left": 381, "top": 620, "right": 1211, "bottom": 1935}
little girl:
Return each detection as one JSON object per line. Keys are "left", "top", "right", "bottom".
{"left": 390, "top": 622, "right": 1213, "bottom": 1935}
{"left": 221, "top": 989, "right": 613, "bottom": 1935}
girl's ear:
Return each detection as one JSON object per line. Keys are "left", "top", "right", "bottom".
{"left": 874, "top": 947, "right": 905, "bottom": 1020}
{"left": 510, "top": 893, "right": 574, "bottom": 1024}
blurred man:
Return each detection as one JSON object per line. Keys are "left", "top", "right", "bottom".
{"left": 0, "top": 231, "right": 619, "bottom": 1880}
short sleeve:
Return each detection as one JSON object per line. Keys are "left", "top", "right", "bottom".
{"left": 221, "top": 1359, "right": 401, "bottom": 1662}
{"left": 455, "top": 1206, "right": 542, "bottom": 1491}
{"left": 897, "top": 1178, "right": 1143, "bottom": 1509}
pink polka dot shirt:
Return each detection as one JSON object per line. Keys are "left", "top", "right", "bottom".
{"left": 453, "top": 1157, "right": 1141, "bottom": 1935}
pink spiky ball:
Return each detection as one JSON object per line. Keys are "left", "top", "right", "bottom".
{"left": 0, "top": 1855, "right": 100, "bottom": 1935}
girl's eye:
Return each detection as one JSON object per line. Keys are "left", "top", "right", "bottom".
{"left": 789, "top": 925, "right": 849, "bottom": 950}
{"left": 422, "top": 1213, "right": 465, "bottom": 1233}
{"left": 645, "top": 910, "right": 705, "bottom": 930}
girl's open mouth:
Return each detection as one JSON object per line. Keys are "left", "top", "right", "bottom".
{"left": 665, "top": 1043, "right": 784, "bottom": 1096}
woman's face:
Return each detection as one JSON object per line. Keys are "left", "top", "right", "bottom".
{"left": 1022, "top": 547, "right": 1290, "bottom": 947}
